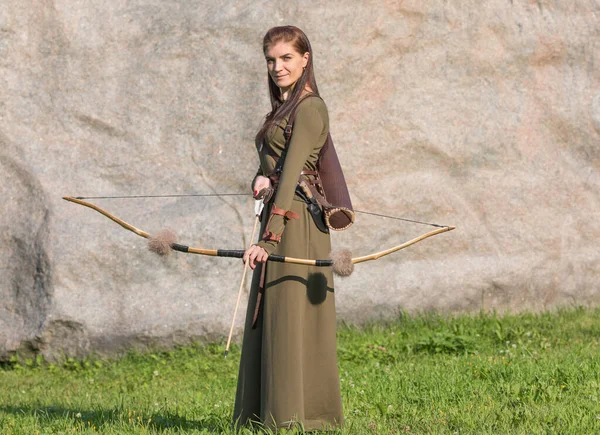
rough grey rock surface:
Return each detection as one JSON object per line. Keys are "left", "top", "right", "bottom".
{"left": 1, "top": 0, "right": 599, "bottom": 360}
{"left": 0, "top": 151, "right": 53, "bottom": 359}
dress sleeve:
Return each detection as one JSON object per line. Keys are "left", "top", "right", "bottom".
{"left": 256, "top": 100, "right": 326, "bottom": 254}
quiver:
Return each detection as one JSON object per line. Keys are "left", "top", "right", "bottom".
{"left": 316, "top": 133, "right": 354, "bottom": 230}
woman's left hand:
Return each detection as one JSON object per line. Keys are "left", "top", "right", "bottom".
{"left": 243, "top": 244, "right": 269, "bottom": 270}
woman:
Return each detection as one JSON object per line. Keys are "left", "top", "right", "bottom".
{"left": 234, "top": 26, "right": 344, "bottom": 431}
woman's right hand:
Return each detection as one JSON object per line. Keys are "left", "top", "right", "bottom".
{"left": 243, "top": 244, "right": 269, "bottom": 270}
{"left": 253, "top": 175, "right": 272, "bottom": 197}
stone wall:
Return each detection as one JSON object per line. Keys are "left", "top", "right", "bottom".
{"left": 1, "top": 0, "right": 599, "bottom": 359}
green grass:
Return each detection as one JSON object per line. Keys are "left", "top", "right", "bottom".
{"left": 1, "top": 307, "right": 600, "bottom": 434}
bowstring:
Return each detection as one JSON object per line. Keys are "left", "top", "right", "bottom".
{"left": 72, "top": 193, "right": 447, "bottom": 228}
{"left": 75, "top": 193, "right": 247, "bottom": 199}
{"left": 353, "top": 210, "right": 447, "bottom": 228}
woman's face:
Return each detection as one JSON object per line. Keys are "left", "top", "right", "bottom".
{"left": 265, "top": 41, "right": 309, "bottom": 92}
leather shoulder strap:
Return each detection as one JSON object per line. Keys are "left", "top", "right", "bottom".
{"left": 274, "top": 93, "right": 322, "bottom": 175}
{"left": 284, "top": 93, "right": 321, "bottom": 141}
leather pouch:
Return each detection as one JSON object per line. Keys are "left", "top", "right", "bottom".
{"left": 295, "top": 185, "right": 329, "bottom": 233}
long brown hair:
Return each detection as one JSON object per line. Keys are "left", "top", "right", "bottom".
{"left": 256, "top": 26, "right": 320, "bottom": 141}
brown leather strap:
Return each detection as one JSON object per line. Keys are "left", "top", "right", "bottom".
{"left": 261, "top": 231, "right": 281, "bottom": 243}
{"left": 283, "top": 93, "right": 318, "bottom": 141}
{"left": 260, "top": 203, "right": 299, "bottom": 243}
{"left": 270, "top": 204, "right": 300, "bottom": 220}
{"left": 272, "top": 93, "right": 320, "bottom": 181}
{"left": 252, "top": 263, "right": 268, "bottom": 329}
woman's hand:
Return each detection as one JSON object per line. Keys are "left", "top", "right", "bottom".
{"left": 253, "top": 175, "right": 272, "bottom": 197}
{"left": 243, "top": 244, "right": 269, "bottom": 270}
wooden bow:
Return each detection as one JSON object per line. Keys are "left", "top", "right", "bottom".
{"left": 63, "top": 196, "right": 454, "bottom": 275}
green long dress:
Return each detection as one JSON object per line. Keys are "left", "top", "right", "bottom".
{"left": 233, "top": 96, "right": 344, "bottom": 431}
